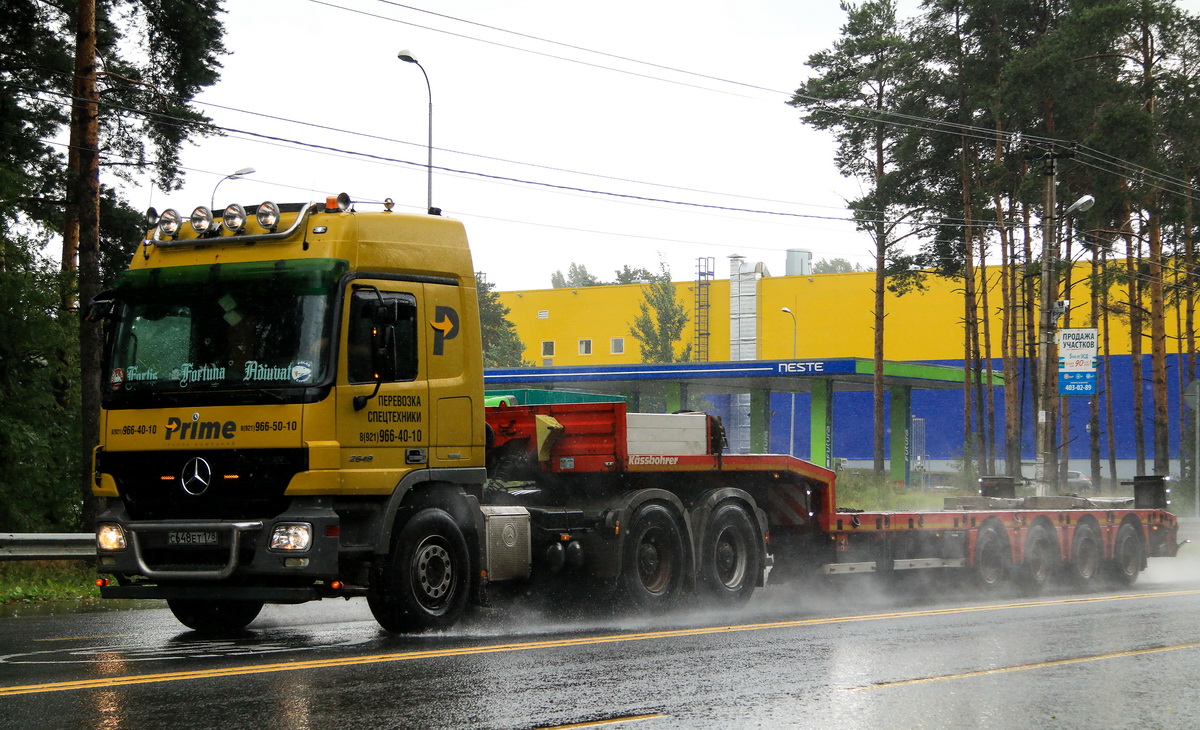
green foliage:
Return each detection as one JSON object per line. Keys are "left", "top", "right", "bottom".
{"left": 834, "top": 470, "right": 968, "bottom": 511}
{"left": 550, "top": 262, "right": 602, "bottom": 288}
{"left": 476, "top": 272, "right": 529, "bottom": 368}
{"left": 812, "top": 257, "right": 866, "bottom": 274}
{"left": 551, "top": 262, "right": 656, "bottom": 287}
{"left": 612, "top": 264, "right": 655, "bottom": 284}
{"left": 0, "top": 234, "right": 82, "bottom": 531}
{"left": 0, "top": 561, "right": 97, "bottom": 604}
{"left": 628, "top": 261, "right": 691, "bottom": 363}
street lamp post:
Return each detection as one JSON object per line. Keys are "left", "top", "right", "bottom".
{"left": 781, "top": 307, "right": 799, "bottom": 456}
{"left": 781, "top": 307, "right": 797, "bottom": 359}
{"left": 1035, "top": 160, "right": 1094, "bottom": 493}
{"left": 210, "top": 167, "right": 255, "bottom": 211}
{"left": 398, "top": 50, "right": 437, "bottom": 215}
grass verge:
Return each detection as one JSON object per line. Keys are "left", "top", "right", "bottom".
{"left": 0, "top": 561, "right": 98, "bottom": 603}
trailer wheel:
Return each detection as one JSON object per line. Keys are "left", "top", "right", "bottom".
{"left": 167, "top": 599, "right": 263, "bottom": 634}
{"left": 1017, "top": 524, "right": 1059, "bottom": 592}
{"left": 973, "top": 524, "right": 1009, "bottom": 589}
{"left": 368, "top": 507, "right": 470, "bottom": 633}
{"left": 1106, "top": 522, "right": 1143, "bottom": 586}
{"left": 700, "top": 502, "right": 760, "bottom": 605}
{"left": 620, "top": 503, "right": 685, "bottom": 608}
{"left": 1068, "top": 523, "right": 1101, "bottom": 586}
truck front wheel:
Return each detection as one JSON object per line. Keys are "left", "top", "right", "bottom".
{"left": 369, "top": 508, "right": 471, "bottom": 633}
{"left": 699, "top": 502, "right": 760, "bottom": 605}
{"left": 166, "top": 599, "right": 263, "bottom": 634}
{"left": 619, "top": 503, "right": 685, "bottom": 609}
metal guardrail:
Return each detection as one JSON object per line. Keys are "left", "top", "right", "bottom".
{"left": 0, "top": 533, "right": 94, "bottom": 561}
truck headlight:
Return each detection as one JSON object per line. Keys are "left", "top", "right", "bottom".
{"left": 190, "top": 206, "right": 214, "bottom": 234}
{"left": 157, "top": 208, "right": 181, "bottom": 238}
{"left": 269, "top": 523, "right": 312, "bottom": 551}
{"left": 256, "top": 201, "right": 280, "bottom": 231}
{"left": 97, "top": 523, "right": 127, "bottom": 551}
{"left": 223, "top": 203, "right": 246, "bottom": 233}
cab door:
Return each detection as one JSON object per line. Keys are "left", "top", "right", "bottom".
{"left": 422, "top": 281, "right": 484, "bottom": 469}
{"left": 337, "top": 280, "right": 430, "bottom": 494}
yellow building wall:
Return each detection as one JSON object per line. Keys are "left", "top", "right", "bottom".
{"left": 500, "top": 280, "right": 733, "bottom": 366}
{"left": 497, "top": 262, "right": 1169, "bottom": 365}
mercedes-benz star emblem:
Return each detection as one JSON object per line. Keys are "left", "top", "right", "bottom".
{"left": 180, "top": 457, "right": 213, "bottom": 496}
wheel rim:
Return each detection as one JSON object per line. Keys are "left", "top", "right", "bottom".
{"left": 978, "top": 536, "right": 1003, "bottom": 584}
{"left": 1028, "top": 536, "right": 1052, "bottom": 583}
{"left": 412, "top": 535, "right": 454, "bottom": 610}
{"left": 637, "top": 527, "right": 674, "bottom": 594}
{"left": 1116, "top": 533, "right": 1140, "bottom": 576}
{"left": 713, "top": 525, "right": 748, "bottom": 589}
{"left": 1075, "top": 535, "right": 1099, "bottom": 580}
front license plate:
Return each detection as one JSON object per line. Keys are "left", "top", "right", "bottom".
{"left": 167, "top": 531, "right": 218, "bottom": 546}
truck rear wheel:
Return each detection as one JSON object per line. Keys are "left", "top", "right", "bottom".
{"left": 1106, "top": 522, "right": 1143, "bottom": 585}
{"left": 620, "top": 503, "right": 685, "bottom": 609}
{"left": 1068, "top": 523, "right": 1101, "bottom": 586}
{"left": 973, "top": 524, "right": 1009, "bottom": 590}
{"left": 1017, "top": 524, "right": 1059, "bottom": 593}
{"left": 700, "top": 502, "right": 760, "bottom": 605}
{"left": 167, "top": 598, "right": 263, "bottom": 634}
{"left": 369, "top": 507, "right": 470, "bottom": 633}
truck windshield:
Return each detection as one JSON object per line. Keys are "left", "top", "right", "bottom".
{"left": 104, "top": 258, "right": 348, "bottom": 404}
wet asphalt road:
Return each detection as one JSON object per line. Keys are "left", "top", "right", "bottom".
{"left": 2, "top": 543, "right": 1199, "bottom": 729}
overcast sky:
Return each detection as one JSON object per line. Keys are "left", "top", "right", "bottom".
{"left": 117, "top": 1, "right": 952, "bottom": 289}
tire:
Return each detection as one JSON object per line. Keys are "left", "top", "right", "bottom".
{"left": 699, "top": 502, "right": 761, "bottom": 606}
{"left": 1106, "top": 522, "right": 1144, "bottom": 586}
{"left": 1017, "top": 524, "right": 1059, "bottom": 593}
{"left": 619, "top": 503, "right": 686, "bottom": 609}
{"left": 167, "top": 598, "right": 263, "bottom": 634}
{"left": 1068, "top": 522, "right": 1102, "bottom": 587}
{"left": 368, "top": 508, "right": 471, "bottom": 633}
{"left": 973, "top": 523, "right": 1009, "bottom": 590}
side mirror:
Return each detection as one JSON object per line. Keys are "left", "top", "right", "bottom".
{"left": 372, "top": 325, "right": 398, "bottom": 382}
{"left": 84, "top": 294, "right": 116, "bottom": 322}
{"left": 364, "top": 300, "right": 399, "bottom": 326}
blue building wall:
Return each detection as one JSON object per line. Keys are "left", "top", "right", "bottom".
{"left": 701, "top": 354, "right": 1188, "bottom": 466}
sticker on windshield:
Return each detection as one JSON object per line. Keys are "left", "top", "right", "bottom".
{"left": 110, "top": 368, "right": 125, "bottom": 390}
{"left": 243, "top": 361, "right": 293, "bottom": 382}
{"left": 291, "top": 361, "right": 314, "bottom": 383}
{"left": 175, "top": 363, "right": 227, "bottom": 387}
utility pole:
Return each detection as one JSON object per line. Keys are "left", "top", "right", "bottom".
{"left": 1031, "top": 145, "right": 1076, "bottom": 495}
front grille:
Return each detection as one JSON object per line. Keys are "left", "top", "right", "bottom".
{"left": 98, "top": 448, "right": 307, "bottom": 520}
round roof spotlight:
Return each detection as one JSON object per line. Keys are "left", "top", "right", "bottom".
{"left": 157, "top": 208, "right": 181, "bottom": 238}
{"left": 145, "top": 207, "right": 160, "bottom": 228}
{"left": 256, "top": 201, "right": 281, "bottom": 231}
{"left": 223, "top": 203, "right": 247, "bottom": 233}
{"left": 336, "top": 192, "right": 351, "bottom": 211}
{"left": 190, "top": 206, "right": 214, "bottom": 235}
{"left": 383, "top": 198, "right": 394, "bottom": 212}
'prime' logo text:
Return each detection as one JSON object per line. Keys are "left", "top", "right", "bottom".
{"left": 165, "top": 417, "right": 236, "bottom": 441}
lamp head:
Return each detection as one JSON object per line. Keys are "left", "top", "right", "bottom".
{"left": 781, "top": 307, "right": 792, "bottom": 314}
{"left": 398, "top": 50, "right": 418, "bottom": 64}
{"left": 1066, "top": 194, "right": 1095, "bottom": 215}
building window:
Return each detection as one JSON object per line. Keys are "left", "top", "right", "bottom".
{"left": 537, "top": 310, "right": 549, "bottom": 319}
{"left": 610, "top": 337, "right": 624, "bottom": 354}
{"left": 579, "top": 339, "right": 592, "bottom": 355}
{"left": 542, "top": 341, "right": 555, "bottom": 357}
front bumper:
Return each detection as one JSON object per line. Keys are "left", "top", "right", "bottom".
{"left": 94, "top": 498, "right": 341, "bottom": 591}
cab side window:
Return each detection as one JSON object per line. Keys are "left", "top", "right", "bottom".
{"left": 347, "top": 290, "right": 418, "bottom": 384}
